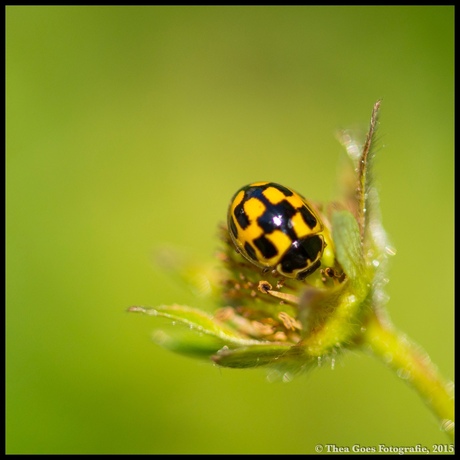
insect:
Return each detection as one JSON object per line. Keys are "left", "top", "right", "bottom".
{"left": 227, "top": 181, "right": 335, "bottom": 280}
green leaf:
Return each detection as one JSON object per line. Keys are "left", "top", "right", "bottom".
{"left": 212, "top": 342, "right": 309, "bottom": 369}
{"left": 128, "top": 305, "right": 268, "bottom": 358}
{"left": 151, "top": 329, "right": 230, "bottom": 359}
{"left": 331, "top": 210, "right": 364, "bottom": 280}
{"left": 297, "top": 210, "right": 371, "bottom": 357}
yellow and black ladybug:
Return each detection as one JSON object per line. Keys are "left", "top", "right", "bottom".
{"left": 227, "top": 182, "right": 335, "bottom": 280}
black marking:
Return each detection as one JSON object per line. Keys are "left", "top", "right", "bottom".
{"left": 244, "top": 242, "right": 258, "bottom": 262}
{"left": 296, "top": 259, "right": 321, "bottom": 280}
{"left": 257, "top": 199, "right": 297, "bottom": 240}
{"left": 279, "top": 235, "right": 324, "bottom": 275}
{"left": 244, "top": 185, "right": 267, "bottom": 201}
{"left": 234, "top": 200, "right": 250, "bottom": 230}
{"left": 253, "top": 234, "right": 278, "bottom": 259}
{"left": 237, "top": 184, "right": 300, "bottom": 240}
{"left": 299, "top": 205, "right": 318, "bottom": 230}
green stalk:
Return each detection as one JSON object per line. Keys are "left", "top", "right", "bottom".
{"left": 360, "top": 309, "right": 454, "bottom": 440}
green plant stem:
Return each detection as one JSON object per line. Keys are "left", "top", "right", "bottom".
{"left": 360, "top": 309, "right": 454, "bottom": 440}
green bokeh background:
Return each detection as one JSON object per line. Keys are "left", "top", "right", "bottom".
{"left": 7, "top": 6, "right": 453, "bottom": 454}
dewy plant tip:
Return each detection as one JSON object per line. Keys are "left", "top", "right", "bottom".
{"left": 129, "top": 101, "right": 454, "bottom": 440}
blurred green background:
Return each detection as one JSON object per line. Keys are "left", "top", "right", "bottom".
{"left": 7, "top": 6, "right": 453, "bottom": 454}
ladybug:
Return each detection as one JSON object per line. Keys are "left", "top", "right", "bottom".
{"left": 227, "top": 182, "right": 334, "bottom": 280}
